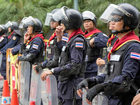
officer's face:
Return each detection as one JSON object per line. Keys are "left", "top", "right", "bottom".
{"left": 109, "top": 15, "right": 124, "bottom": 31}
{"left": 8, "top": 27, "right": 12, "bottom": 33}
{"left": 50, "top": 21, "right": 59, "bottom": 29}
{"left": 83, "top": 20, "right": 94, "bottom": 31}
{"left": 59, "top": 23, "right": 65, "bottom": 32}
{"left": 27, "top": 26, "right": 33, "bottom": 35}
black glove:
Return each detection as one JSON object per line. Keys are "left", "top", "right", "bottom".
{"left": 35, "top": 63, "right": 43, "bottom": 73}
{"left": 77, "top": 77, "right": 97, "bottom": 90}
{"left": 86, "top": 83, "right": 106, "bottom": 102}
{"left": 18, "top": 53, "right": 36, "bottom": 61}
{"left": 104, "top": 80, "right": 131, "bottom": 96}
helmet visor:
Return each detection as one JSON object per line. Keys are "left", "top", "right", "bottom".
{"left": 100, "top": 4, "right": 132, "bottom": 23}
{"left": 44, "top": 13, "right": 53, "bottom": 26}
{"left": 19, "top": 16, "right": 34, "bottom": 29}
{"left": 53, "top": 6, "right": 69, "bottom": 24}
{"left": 5, "top": 21, "right": 12, "bottom": 28}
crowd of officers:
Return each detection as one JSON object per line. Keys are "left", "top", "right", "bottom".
{"left": 0, "top": 2, "right": 140, "bottom": 105}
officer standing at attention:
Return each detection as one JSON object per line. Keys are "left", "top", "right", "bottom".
{"left": 0, "top": 21, "right": 21, "bottom": 79}
{"left": 15, "top": 16, "right": 44, "bottom": 64}
{"left": 41, "top": 7, "right": 87, "bottom": 105}
{"left": 82, "top": 11, "right": 108, "bottom": 78}
{"left": 34, "top": 8, "right": 68, "bottom": 73}
{"left": 77, "top": 3, "right": 140, "bottom": 105}
{"left": 45, "top": 8, "right": 61, "bottom": 60}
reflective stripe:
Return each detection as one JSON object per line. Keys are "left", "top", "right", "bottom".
{"left": 1, "top": 97, "right": 11, "bottom": 104}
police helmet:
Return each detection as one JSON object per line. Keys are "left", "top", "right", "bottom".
{"left": 44, "top": 8, "right": 60, "bottom": 26}
{"left": 60, "top": 6, "right": 83, "bottom": 30}
{"left": 82, "top": 11, "right": 97, "bottom": 25}
{"left": 118, "top": 3, "right": 139, "bottom": 30}
{"left": 19, "top": 17, "right": 28, "bottom": 30}
{"left": 5, "top": 21, "right": 18, "bottom": 31}
{"left": 21, "top": 16, "right": 42, "bottom": 33}
{"left": 33, "top": 18, "right": 43, "bottom": 32}
{"left": 52, "top": 9, "right": 63, "bottom": 22}
{"left": 100, "top": 3, "right": 139, "bottom": 33}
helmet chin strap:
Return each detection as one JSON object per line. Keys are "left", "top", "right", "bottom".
{"left": 111, "top": 25, "right": 131, "bottom": 34}
{"left": 111, "top": 29, "right": 131, "bottom": 34}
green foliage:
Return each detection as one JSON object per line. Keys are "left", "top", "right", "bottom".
{"left": 0, "top": 0, "right": 140, "bottom": 37}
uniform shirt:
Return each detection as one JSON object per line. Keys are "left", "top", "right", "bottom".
{"left": 92, "top": 32, "right": 108, "bottom": 48}
{"left": 96, "top": 41, "right": 140, "bottom": 84}
{"left": 18, "top": 36, "right": 44, "bottom": 64}
{"left": 23, "top": 37, "right": 44, "bottom": 56}
{"left": 53, "top": 36, "right": 86, "bottom": 74}
{"left": 42, "top": 33, "right": 68, "bottom": 68}
{"left": 111, "top": 42, "right": 140, "bottom": 83}
{"left": 0, "top": 33, "right": 20, "bottom": 54}
{"left": 11, "top": 43, "right": 24, "bottom": 55}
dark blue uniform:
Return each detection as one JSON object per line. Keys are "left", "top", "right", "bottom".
{"left": 0, "top": 32, "right": 21, "bottom": 79}
{"left": 0, "top": 35, "right": 8, "bottom": 49}
{"left": 85, "top": 31, "right": 108, "bottom": 78}
{"left": 41, "top": 33, "right": 68, "bottom": 69}
{"left": 11, "top": 43, "right": 23, "bottom": 55}
{"left": 52, "top": 34, "right": 87, "bottom": 105}
{"left": 18, "top": 36, "right": 44, "bottom": 64}
{"left": 93, "top": 32, "right": 140, "bottom": 105}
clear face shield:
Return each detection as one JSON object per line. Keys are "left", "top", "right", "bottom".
{"left": 99, "top": 4, "right": 132, "bottom": 23}
{"left": 5, "top": 21, "right": 12, "bottom": 29}
{"left": 19, "top": 16, "right": 34, "bottom": 29}
{"left": 52, "top": 7, "right": 68, "bottom": 22}
{"left": 44, "top": 13, "right": 53, "bottom": 26}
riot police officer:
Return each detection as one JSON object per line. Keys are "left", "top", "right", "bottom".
{"left": 34, "top": 8, "right": 68, "bottom": 72}
{"left": 15, "top": 16, "right": 44, "bottom": 64}
{"left": 0, "top": 21, "right": 21, "bottom": 79}
{"left": 77, "top": 3, "right": 140, "bottom": 105}
{"left": 10, "top": 17, "right": 28, "bottom": 55}
{"left": 44, "top": 8, "right": 61, "bottom": 60}
{"left": 82, "top": 11, "right": 108, "bottom": 78}
{"left": 41, "top": 7, "right": 87, "bottom": 105}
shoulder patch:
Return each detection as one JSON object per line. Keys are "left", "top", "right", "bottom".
{"left": 62, "top": 36, "right": 68, "bottom": 42}
{"left": 32, "top": 44, "right": 39, "bottom": 50}
{"left": 75, "top": 42, "right": 83, "bottom": 48}
{"left": 130, "top": 52, "right": 140, "bottom": 60}
{"left": 13, "top": 36, "right": 16, "bottom": 40}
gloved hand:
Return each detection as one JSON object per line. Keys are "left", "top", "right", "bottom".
{"left": 77, "top": 77, "right": 97, "bottom": 98}
{"left": 18, "top": 53, "right": 36, "bottom": 61}
{"left": 103, "top": 80, "right": 131, "bottom": 96}
{"left": 86, "top": 83, "right": 106, "bottom": 102}
{"left": 77, "top": 77, "right": 97, "bottom": 90}
{"left": 35, "top": 63, "right": 43, "bottom": 73}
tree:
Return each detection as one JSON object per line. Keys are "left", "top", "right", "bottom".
{"left": 0, "top": 0, "right": 139, "bottom": 36}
